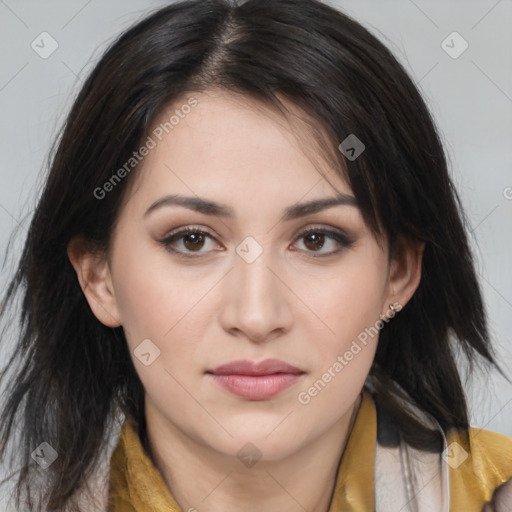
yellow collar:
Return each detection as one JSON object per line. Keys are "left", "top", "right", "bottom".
{"left": 107, "top": 389, "right": 512, "bottom": 511}
{"left": 328, "top": 388, "right": 375, "bottom": 510}
{"left": 108, "top": 389, "right": 376, "bottom": 511}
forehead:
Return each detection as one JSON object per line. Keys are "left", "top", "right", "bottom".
{"left": 121, "top": 89, "right": 353, "bottom": 215}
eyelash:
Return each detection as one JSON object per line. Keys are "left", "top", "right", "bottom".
{"left": 158, "top": 225, "right": 355, "bottom": 259}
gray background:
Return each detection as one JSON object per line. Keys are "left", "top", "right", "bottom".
{"left": 1, "top": 0, "right": 511, "bottom": 505}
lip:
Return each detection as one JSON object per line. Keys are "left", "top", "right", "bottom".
{"left": 207, "top": 359, "right": 305, "bottom": 400}
{"left": 209, "top": 358, "right": 304, "bottom": 376}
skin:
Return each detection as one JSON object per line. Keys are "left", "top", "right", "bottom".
{"left": 68, "top": 89, "right": 424, "bottom": 512}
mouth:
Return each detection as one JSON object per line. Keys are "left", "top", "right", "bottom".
{"left": 206, "top": 358, "right": 305, "bottom": 400}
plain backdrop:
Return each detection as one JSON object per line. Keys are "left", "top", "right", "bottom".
{"left": 1, "top": 0, "right": 511, "bottom": 507}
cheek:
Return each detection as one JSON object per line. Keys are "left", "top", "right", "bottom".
{"left": 111, "top": 237, "right": 209, "bottom": 342}
{"left": 294, "top": 245, "right": 388, "bottom": 352}
{"left": 110, "top": 244, "right": 214, "bottom": 405}
{"left": 110, "top": 237, "right": 234, "bottom": 395}
{"left": 295, "top": 257, "right": 385, "bottom": 413}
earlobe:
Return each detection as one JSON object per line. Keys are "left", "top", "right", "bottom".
{"left": 67, "top": 236, "right": 122, "bottom": 327}
{"left": 386, "top": 236, "right": 425, "bottom": 311}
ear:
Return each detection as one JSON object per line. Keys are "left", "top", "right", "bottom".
{"left": 67, "top": 236, "right": 122, "bottom": 327}
{"left": 383, "top": 235, "right": 425, "bottom": 313}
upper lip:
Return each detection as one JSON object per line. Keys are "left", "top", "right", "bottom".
{"left": 208, "top": 358, "right": 305, "bottom": 376}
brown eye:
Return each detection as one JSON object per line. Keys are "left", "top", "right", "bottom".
{"left": 159, "top": 227, "right": 218, "bottom": 257}
{"left": 182, "top": 232, "right": 206, "bottom": 251}
{"left": 303, "top": 232, "right": 326, "bottom": 251}
{"left": 293, "top": 227, "right": 354, "bottom": 257}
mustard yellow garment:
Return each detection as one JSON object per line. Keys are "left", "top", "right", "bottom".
{"left": 108, "top": 390, "right": 512, "bottom": 511}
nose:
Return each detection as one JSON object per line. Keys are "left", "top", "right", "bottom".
{"left": 218, "top": 242, "right": 294, "bottom": 344}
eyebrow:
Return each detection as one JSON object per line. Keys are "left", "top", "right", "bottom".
{"left": 144, "top": 193, "right": 358, "bottom": 222}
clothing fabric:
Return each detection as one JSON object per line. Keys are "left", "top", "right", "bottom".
{"left": 107, "top": 389, "right": 512, "bottom": 511}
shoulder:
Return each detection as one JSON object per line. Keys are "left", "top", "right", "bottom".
{"left": 467, "top": 427, "right": 512, "bottom": 463}
{"left": 465, "top": 427, "right": 512, "bottom": 480}
{"left": 447, "top": 426, "right": 512, "bottom": 510}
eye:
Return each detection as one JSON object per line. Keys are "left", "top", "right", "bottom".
{"left": 159, "top": 226, "right": 219, "bottom": 258}
{"left": 159, "top": 225, "right": 354, "bottom": 259}
{"left": 291, "top": 226, "right": 354, "bottom": 257}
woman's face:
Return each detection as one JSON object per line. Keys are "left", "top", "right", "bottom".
{"left": 72, "top": 89, "right": 421, "bottom": 462}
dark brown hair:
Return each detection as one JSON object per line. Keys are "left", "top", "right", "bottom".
{"left": 0, "top": 0, "right": 507, "bottom": 510}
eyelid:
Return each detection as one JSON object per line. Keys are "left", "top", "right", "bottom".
{"left": 160, "top": 223, "right": 351, "bottom": 241}
{"left": 292, "top": 223, "right": 352, "bottom": 241}
{"left": 162, "top": 224, "right": 216, "bottom": 239}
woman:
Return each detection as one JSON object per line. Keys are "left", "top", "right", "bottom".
{"left": 0, "top": 0, "right": 511, "bottom": 511}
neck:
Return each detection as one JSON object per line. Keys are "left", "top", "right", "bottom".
{"left": 144, "top": 393, "right": 363, "bottom": 512}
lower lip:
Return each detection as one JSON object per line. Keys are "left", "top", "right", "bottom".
{"left": 208, "top": 373, "right": 303, "bottom": 400}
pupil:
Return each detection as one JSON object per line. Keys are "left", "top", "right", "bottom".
{"left": 305, "top": 233, "right": 324, "bottom": 251}
{"left": 184, "top": 233, "right": 204, "bottom": 251}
